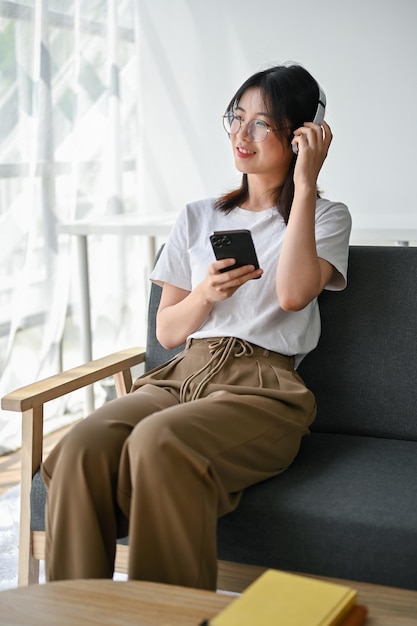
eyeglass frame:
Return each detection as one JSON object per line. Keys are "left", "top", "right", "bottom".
{"left": 222, "top": 111, "right": 281, "bottom": 143}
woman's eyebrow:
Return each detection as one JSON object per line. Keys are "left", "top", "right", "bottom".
{"left": 235, "top": 105, "right": 273, "bottom": 119}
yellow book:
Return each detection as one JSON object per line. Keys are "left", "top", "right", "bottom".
{"left": 211, "top": 570, "right": 357, "bottom": 626}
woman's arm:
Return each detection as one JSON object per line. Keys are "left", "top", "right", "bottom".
{"left": 276, "top": 120, "right": 336, "bottom": 311}
{"left": 156, "top": 259, "right": 262, "bottom": 349}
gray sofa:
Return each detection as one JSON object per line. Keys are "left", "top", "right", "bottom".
{"left": 31, "top": 245, "right": 417, "bottom": 590}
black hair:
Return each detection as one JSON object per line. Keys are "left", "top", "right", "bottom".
{"left": 215, "top": 64, "right": 321, "bottom": 224}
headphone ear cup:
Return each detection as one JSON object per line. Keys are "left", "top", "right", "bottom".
{"left": 292, "top": 85, "right": 326, "bottom": 156}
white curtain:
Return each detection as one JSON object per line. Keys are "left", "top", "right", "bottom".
{"left": 0, "top": 0, "right": 145, "bottom": 454}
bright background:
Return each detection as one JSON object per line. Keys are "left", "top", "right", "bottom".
{"left": 136, "top": 0, "right": 417, "bottom": 230}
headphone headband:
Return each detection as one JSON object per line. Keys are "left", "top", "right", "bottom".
{"left": 313, "top": 84, "right": 326, "bottom": 125}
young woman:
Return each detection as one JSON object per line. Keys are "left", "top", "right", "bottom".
{"left": 42, "top": 64, "right": 351, "bottom": 590}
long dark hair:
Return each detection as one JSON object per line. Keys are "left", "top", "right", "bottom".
{"left": 215, "top": 64, "right": 321, "bottom": 224}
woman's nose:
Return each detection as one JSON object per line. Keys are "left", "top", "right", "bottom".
{"left": 236, "top": 121, "right": 250, "bottom": 140}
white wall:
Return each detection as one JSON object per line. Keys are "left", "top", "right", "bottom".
{"left": 135, "top": 0, "right": 417, "bottom": 230}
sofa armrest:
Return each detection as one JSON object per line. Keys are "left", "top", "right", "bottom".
{"left": 1, "top": 346, "right": 145, "bottom": 586}
{"left": 1, "top": 346, "right": 146, "bottom": 413}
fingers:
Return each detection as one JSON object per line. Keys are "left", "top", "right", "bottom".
{"left": 292, "top": 120, "right": 332, "bottom": 154}
{"left": 208, "top": 259, "right": 263, "bottom": 296}
{"left": 321, "top": 120, "right": 332, "bottom": 147}
{"left": 211, "top": 258, "right": 259, "bottom": 277}
{"left": 318, "top": 120, "right": 332, "bottom": 151}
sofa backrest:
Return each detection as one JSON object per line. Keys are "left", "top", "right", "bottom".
{"left": 146, "top": 246, "right": 417, "bottom": 441}
{"left": 145, "top": 248, "right": 184, "bottom": 371}
{"left": 298, "top": 246, "right": 417, "bottom": 440}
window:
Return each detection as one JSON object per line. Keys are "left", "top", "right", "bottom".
{"left": 0, "top": 0, "right": 143, "bottom": 454}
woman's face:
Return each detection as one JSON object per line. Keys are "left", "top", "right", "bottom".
{"left": 229, "top": 87, "right": 293, "bottom": 185}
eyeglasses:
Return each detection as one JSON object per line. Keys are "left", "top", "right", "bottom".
{"left": 222, "top": 112, "right": 278, "bottom": 143}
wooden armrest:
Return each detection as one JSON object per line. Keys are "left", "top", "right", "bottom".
{"left": 1, "top": 347, "right": 146, "bottom": 413}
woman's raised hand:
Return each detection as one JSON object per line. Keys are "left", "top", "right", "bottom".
{"left": 292, "top": 120, "right": 333, "bottom": 188}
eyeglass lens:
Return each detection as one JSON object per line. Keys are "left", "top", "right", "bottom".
{"left": 223, "top": 114, "right": 268, "bottom": 142}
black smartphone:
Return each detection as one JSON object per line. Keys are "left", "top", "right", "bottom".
{"left": 209, "top": 229, "right": 260, "bottom": 278}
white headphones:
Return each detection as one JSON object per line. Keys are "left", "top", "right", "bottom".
{"left": 292, "top": 84, "right": 326, "bottom": 154}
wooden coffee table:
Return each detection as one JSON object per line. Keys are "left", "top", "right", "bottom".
{"left": 0, "top": 579, "right": 231, "bottom": 625}
{"left": 0, "top": 561, "right": 416, "bottom": 625}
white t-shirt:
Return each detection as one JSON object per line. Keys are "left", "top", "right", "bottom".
{"left": 150, "top": 197, "right": 351, "bottom": 367}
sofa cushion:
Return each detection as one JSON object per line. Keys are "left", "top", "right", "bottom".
{"left": 298, "top": 246, "right": 417, "bottom": 440}
{"left": 217, "top": 432, "right": 417, "bottom": 590}
{"left": 32, "top": 432, "right": 417, "bottom": 589}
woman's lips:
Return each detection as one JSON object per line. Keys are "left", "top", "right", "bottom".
{"left": 236, "top": 146, "right": 255, "bottom": 158}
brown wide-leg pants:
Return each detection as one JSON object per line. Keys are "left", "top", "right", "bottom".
{"left": 42, "top": 338, "right": 316, "bottom": 589}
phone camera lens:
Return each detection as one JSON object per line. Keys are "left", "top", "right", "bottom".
{"left": 212, "top": 235, "right": 231, "bottom": 248}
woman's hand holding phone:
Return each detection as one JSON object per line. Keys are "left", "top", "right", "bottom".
{"left": 206, "top": 230, "right": 263, "bottom": 300}
{"left": 202, "top": 258, "right": 262, "bottom": 302}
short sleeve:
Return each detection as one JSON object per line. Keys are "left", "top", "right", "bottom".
{"left": 149, "top": 207, "right": 192, "bottom": 291}
{"left": 315, "top": 199, "right": 352, "bottom": 291}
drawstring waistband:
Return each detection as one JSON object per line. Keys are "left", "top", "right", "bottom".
{"left": 179, "top": 337, "right": 256, "bottom": 403}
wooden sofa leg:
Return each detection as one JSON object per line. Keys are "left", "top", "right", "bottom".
{"left": 114, "top": 368, "right": 133, "bottom": 397}
{"left": 18, "top": 547, "right": 39, "bottom": 586}
{"left": 19, "top": 406, "right": 43, "bottom": 586}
